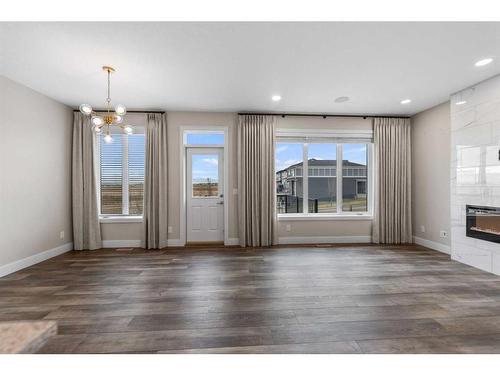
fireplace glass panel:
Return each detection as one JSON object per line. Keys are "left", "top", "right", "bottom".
{"left": 466, "top": 205, "right": 500, "bottom": 243}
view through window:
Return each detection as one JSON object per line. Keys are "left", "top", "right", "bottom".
{"left": 276, "top": 141, "right": 369, "bottom": 214}
{"left": 342, "top": 144, "right": 368, "bottom": 212}
{"left": 191, "top": 154, "right": 219, "bottom": 197}
{"left": 100, "top": 133, "right": 145, "bottom": 215}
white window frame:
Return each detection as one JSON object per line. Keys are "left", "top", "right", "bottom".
{"left": 96, "top": 132, "right": 145, "bottom": 223}
{"left": 276, "top": 129, "right": 374, "bottom": 221}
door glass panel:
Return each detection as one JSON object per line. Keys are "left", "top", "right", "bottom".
{"left": 192, "top": 154, "right": 219, "bottom": 197}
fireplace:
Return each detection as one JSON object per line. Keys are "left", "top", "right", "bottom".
{"left": 466, "top": 205, "right": 500, "bottom": 243}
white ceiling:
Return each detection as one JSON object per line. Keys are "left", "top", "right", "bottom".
{"left": 1, "top": 22, "right": 500, "bottom": 116}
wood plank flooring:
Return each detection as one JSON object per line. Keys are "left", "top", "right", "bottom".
{"left": 2, "top": 244, "right": 500, "bottom": 353}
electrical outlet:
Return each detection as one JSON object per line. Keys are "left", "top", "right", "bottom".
{"left": 420, "top": 225, "right": 426, "bottom": 233}
{"left": 440, "top": 230, "right": 448, "bottom": 238}
{"left": 59, "top": 231, "right": 65, "bottom": 239}
{"left": 233, "top": 188, "right": 238, "bottom": 195}
{"left": 285, "top": 224, "right": 291, "bottom": 232}
{"left": 167, "top": 226, "right": 173, "bottom": 234}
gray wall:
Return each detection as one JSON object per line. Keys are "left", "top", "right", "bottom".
{"left": 104, "top": 113, "right": 374, "bottom": 244}
{"left": 0, "top": 76, "right": 73, "bottom": 267}
{"left": 411, "top": 101, "right": 451, "bottom": 248}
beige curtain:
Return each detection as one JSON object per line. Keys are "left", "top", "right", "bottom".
{"left": 238, "top": 115, "right": 277, "bottom": 247}
{"left": 72, "top": 112, "right": 102, "bottom": 250}
{"left": 372, "top": 117, "right": 412, "bottom": 244}
{"left": 143, "top": 113, "right": 168, "bottom": 249}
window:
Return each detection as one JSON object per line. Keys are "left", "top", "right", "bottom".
{"left": 185, "top": 131, "right": 224, "bottom": 145}
{"left": 342, "top": 144, "right": 368, "bottom": 212}
{"left": 276, "top": 143, "right": 303, "bottom": 214}
{"left": 308, "top": 143, "right": 337, "bottom": 213}
{"left": 191, "top": 154, "right": 219, "bottom": 197}
{"left": 275, "top": 138, "right": 372, "bottom": 216}
{"left": 99, "top": 132, "right": 145, "bottom": 216}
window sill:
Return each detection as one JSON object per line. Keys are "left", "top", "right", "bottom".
{"left": 278, "top": 214, "right": 373, "bottom": 221}
{"left": 99, "top": 216, "right": 143, "bottom": 224}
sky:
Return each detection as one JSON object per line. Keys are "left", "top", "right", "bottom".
{"left": 276, "top": 143, "right": 367, "bottom": 171}
{"left": 186, "top": 133, "right": 225, "bottom": 145}
{"left": 192, "top": 154, "right": 219, "bottom": 182}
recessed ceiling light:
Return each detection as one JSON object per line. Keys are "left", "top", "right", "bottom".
{"left": 334, "top": 96, "right": 350, "bottom": 103}
{"left": 400, "top": 99, "right": 411, "bottom": 105}
{"left": 475, "top": 58, "right": 493, "bottom": 67}
{"left": 455, "top": 100, "right": 467, "bottom": 106}
{"left": 271, "top": 95, "right": 281, "bottom": 102}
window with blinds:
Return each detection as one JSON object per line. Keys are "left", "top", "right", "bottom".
{"left": 99, "top": 133, "right": 145, "bottom": 216}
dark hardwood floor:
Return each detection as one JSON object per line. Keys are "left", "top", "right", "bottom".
{"left": 2, "top": 244, "right": 500, "bottom": 353}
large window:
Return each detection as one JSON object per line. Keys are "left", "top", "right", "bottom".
{"left": 276, "top": 139, "right": 371, "bottom": 216}
{"left": 99, "top": 132, "right": 145, "bottom": 216}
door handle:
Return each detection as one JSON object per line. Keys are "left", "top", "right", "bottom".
{"left": 217, "top": 201, "right": 224, "bottom": 205}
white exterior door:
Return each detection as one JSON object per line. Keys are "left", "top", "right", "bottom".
{"left": 186, "top": 147, "right": 224, "bottom": 243}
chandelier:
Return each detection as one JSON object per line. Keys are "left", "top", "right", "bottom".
{"left": 79, "top": 66, "right": 132, "bottom": 143}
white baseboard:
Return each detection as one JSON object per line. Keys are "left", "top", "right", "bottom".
{"left": 102, "top": 239, "right": 188, "bottom": 248}
{"left": 167, "top": 239, "right": 184, "bottom": 247}
{"left": 102, "top": 240, "right": 143, "bottom": 248}
{"left": 0, "top": 242, "right": 73, "bottom": 278}
{"left": 278, "top": 235, "right": 371, "bottom": 245}
{"left": 225, "top": 238, "right": 240, "bottom": 246}
{"left": 413, "top": 236, "right": 451, "bottom": 255}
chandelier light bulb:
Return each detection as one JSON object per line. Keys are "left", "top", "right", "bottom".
{"left": 115, "top": 104, "right": 127, "bottom": 116}
{"left": 79, "top": 104, "right": 93, "bottom": 115}
{"left": 79, "top": 67, "right": 127, "bottom": 137}
{"left": 91, "top": 116, "right": 104, "bottom": 126}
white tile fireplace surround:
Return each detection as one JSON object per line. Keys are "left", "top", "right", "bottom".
{"left": 451, "top": 74, "right": 500, "bottom": 275}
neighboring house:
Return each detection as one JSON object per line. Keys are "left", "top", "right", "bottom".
{"left": 276, "top": 158, "right": 367, "bottom": 213}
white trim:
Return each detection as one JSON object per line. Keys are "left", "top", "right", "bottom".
{"left": 0, "top": 242, "right": 73, "bottom": 278}
{"left": 278, "top": 214, "right": 373, "bottom": 221}
{"left": 102, "top": 239, "right": 190, "bottom": 248}
{"left": 303, "top": 143, "right": 309, "bottom": 213}
{"left": 225, "top": 238, "right": 240, "bottom": 246}
{"left": 336, "top": 143, "right": 342, "bottom": 214}
{"left": 99, "top": 215, "right": 143, "bottom": 223}
{"left": 180, "top": 126, "right": 229, "bottom": 247}
{"left": 278, "top": 236, "right": 371, "bottom": 245}
{"left": 167, "top": 239, "right": 184, "bottom": 247}
{"left": 102, "top": 240, "right": 143, "bottom": 248}
{"left": 413, "top": 236, "right": 451, "bottom": 255}
{"left": 122, "top": 133, "right": 129, "bottom": 215}
{"left": 367, "top": 143, "right": 374, "bottom": 217}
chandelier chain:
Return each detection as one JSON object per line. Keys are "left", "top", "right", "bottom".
{"left": 106, "top": 70, "right": 111, "bottom": 110}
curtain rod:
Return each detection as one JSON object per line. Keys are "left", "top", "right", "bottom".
{"left": 73, "top": 109, "right": 165, "bottom": 114}
{"left": 237, "top": 112, "right": 410, "bottom": 119}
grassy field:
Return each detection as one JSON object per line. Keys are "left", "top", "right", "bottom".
{"left": 101, "top": 184, "right": 144, "bottom": 215}
{"left": 192, "top": 182, "right": 219, "bottom": 197}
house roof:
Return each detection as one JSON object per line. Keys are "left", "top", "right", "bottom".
{"left": 277, "top": 159, "right": 365, "bottom": 173}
